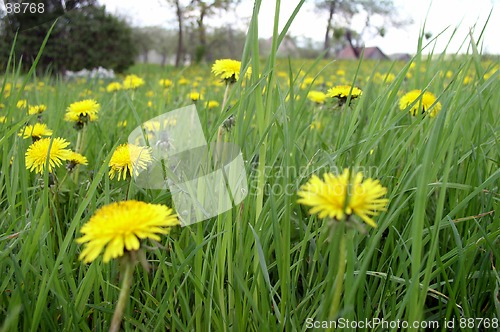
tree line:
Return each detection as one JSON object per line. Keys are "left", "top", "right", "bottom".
{"left": 0, "top": 0, "right": 404, "bottom": 74}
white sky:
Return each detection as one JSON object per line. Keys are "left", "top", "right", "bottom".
{"left": 101, "top": 0, "right": 500, "bottom": 55}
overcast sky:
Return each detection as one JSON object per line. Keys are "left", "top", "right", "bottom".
{"left": 101, "top": 0, "right": 500, "bottom": 55}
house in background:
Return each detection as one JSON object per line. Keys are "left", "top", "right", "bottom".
{"left": 336, "top": 45, "right": 389, "bottom": 60}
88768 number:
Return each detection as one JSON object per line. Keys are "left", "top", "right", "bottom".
{"left": 5, "top": 2, "right": 45, "bottom": 14}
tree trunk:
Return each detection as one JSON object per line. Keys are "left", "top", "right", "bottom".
{"left": 175, "top": 0, "right": 184, "bottom": 67}
{"left": 345, "top": 30, "right": 359, "bottom": 58}
{"left": 323, "top": 1, "right": 336, "bottom": 57}
{"left": 195, "top": 5, "right": 207, "bottom": 63}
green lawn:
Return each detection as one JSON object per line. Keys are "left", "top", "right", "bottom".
{"left": 1, "top": 4, "right": 499, "bottom": 331}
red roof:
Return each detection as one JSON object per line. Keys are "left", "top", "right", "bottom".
{"left": 337, "top": 46, "right": 388, "bottom": 60}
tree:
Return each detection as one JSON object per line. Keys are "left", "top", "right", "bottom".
{"left": 163, "top": 0, "right": 240, "bottom": 66}
{"left": 186, "top": 0, "right": 240, "bottom": 63}
{"left": 133, "top": 26, "right": 178, "bottom": 66}
{"left": 163, "top": 0, "right": 189, "bottom": 67}
{"left": 153, "top": 28, "right": 178, "bottom": 66}
{"left": 314, "top": 0, "right": 407, "bottom": 57}
{"left": 132, "top": 27, "right": 158, "bottom": 63}
{"left": 0, "top": 0, "right": 136, "bottom": 73}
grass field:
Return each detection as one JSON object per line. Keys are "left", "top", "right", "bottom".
{"left": 1, "top": 3, "right": 499, "bottom": 331}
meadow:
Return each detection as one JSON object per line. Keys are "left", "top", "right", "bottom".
{"left": 1, "top": 6, "right": 500, "bottom": 331}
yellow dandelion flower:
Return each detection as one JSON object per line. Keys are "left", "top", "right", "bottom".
{"left": 373, "top": 72, "right": 395, "bottom": 84}
{"left": 307, "top": 91, "right": 327, "bottom": 104}
{"left": 178, "top": 78, "right": 189, "bottom": 85}
{"left": 483, "top": 68, "right": 498, "bottom": 80}
{"left": 109, "top": 144, "right": 153, "bottom": 181}
{"left": 399, "top": 89, "right": 442, "bottom": 117}
{"left": 159, "top": 79, "right": 173, "bottom": 88}
{"left": 0, "top": 116, "right": 7, "bottom": 123}
{"left": 64, "top": 99, "right": 100, "bottom": 126}
{"left": 76, "top": 200, "right": 179, "bottom": 263}
{"left": 106, "top": 82, "right": 122, "bottom": 92}
{"left": 211, "top": 59, "right": 251, "bottom": 83}
{"left": 327, "top": 85, "right": 362, "bottom": 106}
{"left": 66, "top": 151, "right": 88, "bottom": 171}
{"left": 327, "top": 85, "right": 362, "bottom": 99}
{"left": 0, "top": 103, "right": 4, "bottom": 110}
{"left": 207, "top": 100, "right": 220, "bottom": 109}
{"left": 28, "top": 104, "right": 47, "bottom": 115}
{"left": 310, "top": 120, "right": 322, "bottom": 130}
{"left": 19, "top": 123, "right": 53, "bottom": 140}
{"left": 79, "top": 89, "right": 93, "bottom": 98}
{"left": 123, "top": 74, "right": 145, "bottom": 90}
{"left": 117, "top": 120, "right": 127, "bottom": 128}
{"left": 189, "top": 92, "right": 203, "bottom": 101}
{"left": 463, "top": 76, "right": 473, "bottom": 85}
{"left": 297, "top": 169, "right": 388, "bottom": 228}
{"left": 301, "top": 77, "right": 316, "bottom": 89}
{"left": 25, "top": 137, "right": 71, "bottom": 174}
{"left": 67, "top": 151, "right": 88, "bottom": 165}
{"left": 277, "top": 71, "right": 288, "bottom": 78}
{"left": 17, "top": 100, "right": 27, "bottom": 109}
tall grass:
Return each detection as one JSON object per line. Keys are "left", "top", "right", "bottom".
{"left": 1, "top": 1, "right": 499, "bottom": 331}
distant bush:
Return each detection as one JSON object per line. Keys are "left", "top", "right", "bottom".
{"left": 0, "top": 1, "right": 137, "bottom": 74}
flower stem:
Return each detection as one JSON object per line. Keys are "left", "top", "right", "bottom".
{"left": 73, "top": 126, "right": 87, "bottom": 184}
{"left": 75, "top": 126, "right": 87, "bottom": 154}
{"left": 328, "top": 221, "right": 346, "bottom": 320}
{"left": 217, "top": 83, "right": 231, "bottom": 143}
{"left": 125, "top": 177, "right": 133, "bottom": 200}
{"left": 109, "top": 257, "right": 134, "bottom": 332}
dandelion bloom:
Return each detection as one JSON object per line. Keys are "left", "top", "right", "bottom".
{"left": 28, "top": 104, "right": 47, "bottom": 115}
{"left": 399, "top": 90, "right": 442, "bottom": 117}
{"left": 307, "top": 91, "right": 327, "bottom": 104}
{"left": 212, "top": 59, "right": 251, "bottom": 83}
{"left": 0, "top": 116, "right": 7, "bottom": 123}
{"left": 327, "top": 85, "right": 362, "bottom": 99}
{"left": 19, "top": 123, "right": 53, "bottom": 140}
{"left": 123, "top": 74, "right": 145, "bottom": 90}
{"left": 207, "top": 100, "right": 220, "bottom": 109}
{"left": 16, "top": 100, "right": 27, "bottom": 109}
{"left": 189, "top": 92, "right": 203, "bottom": 102}
{"left": 25, "top": 137, "right": 71, "bottom": 174}
{"left": 109, "top": 144, "right": 153, "bottom": 181}
{"left": 77, "top": 200, "right": 179, "bottom": 263}
{"left": 66, "top": 151, "right": 88, "bottom": 171}
{"left": 106, "top": 82, "right": 122, "bottom": 93}
{"left": 64, "top": 99, "right": 100, "bottom": 125}
{"left": 297, "top": 169, "right": 388, "bottom": 228}
{"left": 159, "top": 79, "right": 173, "bottom": 88}
{"left": 310, "top": 120, "right": 322, "bottom": 130}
